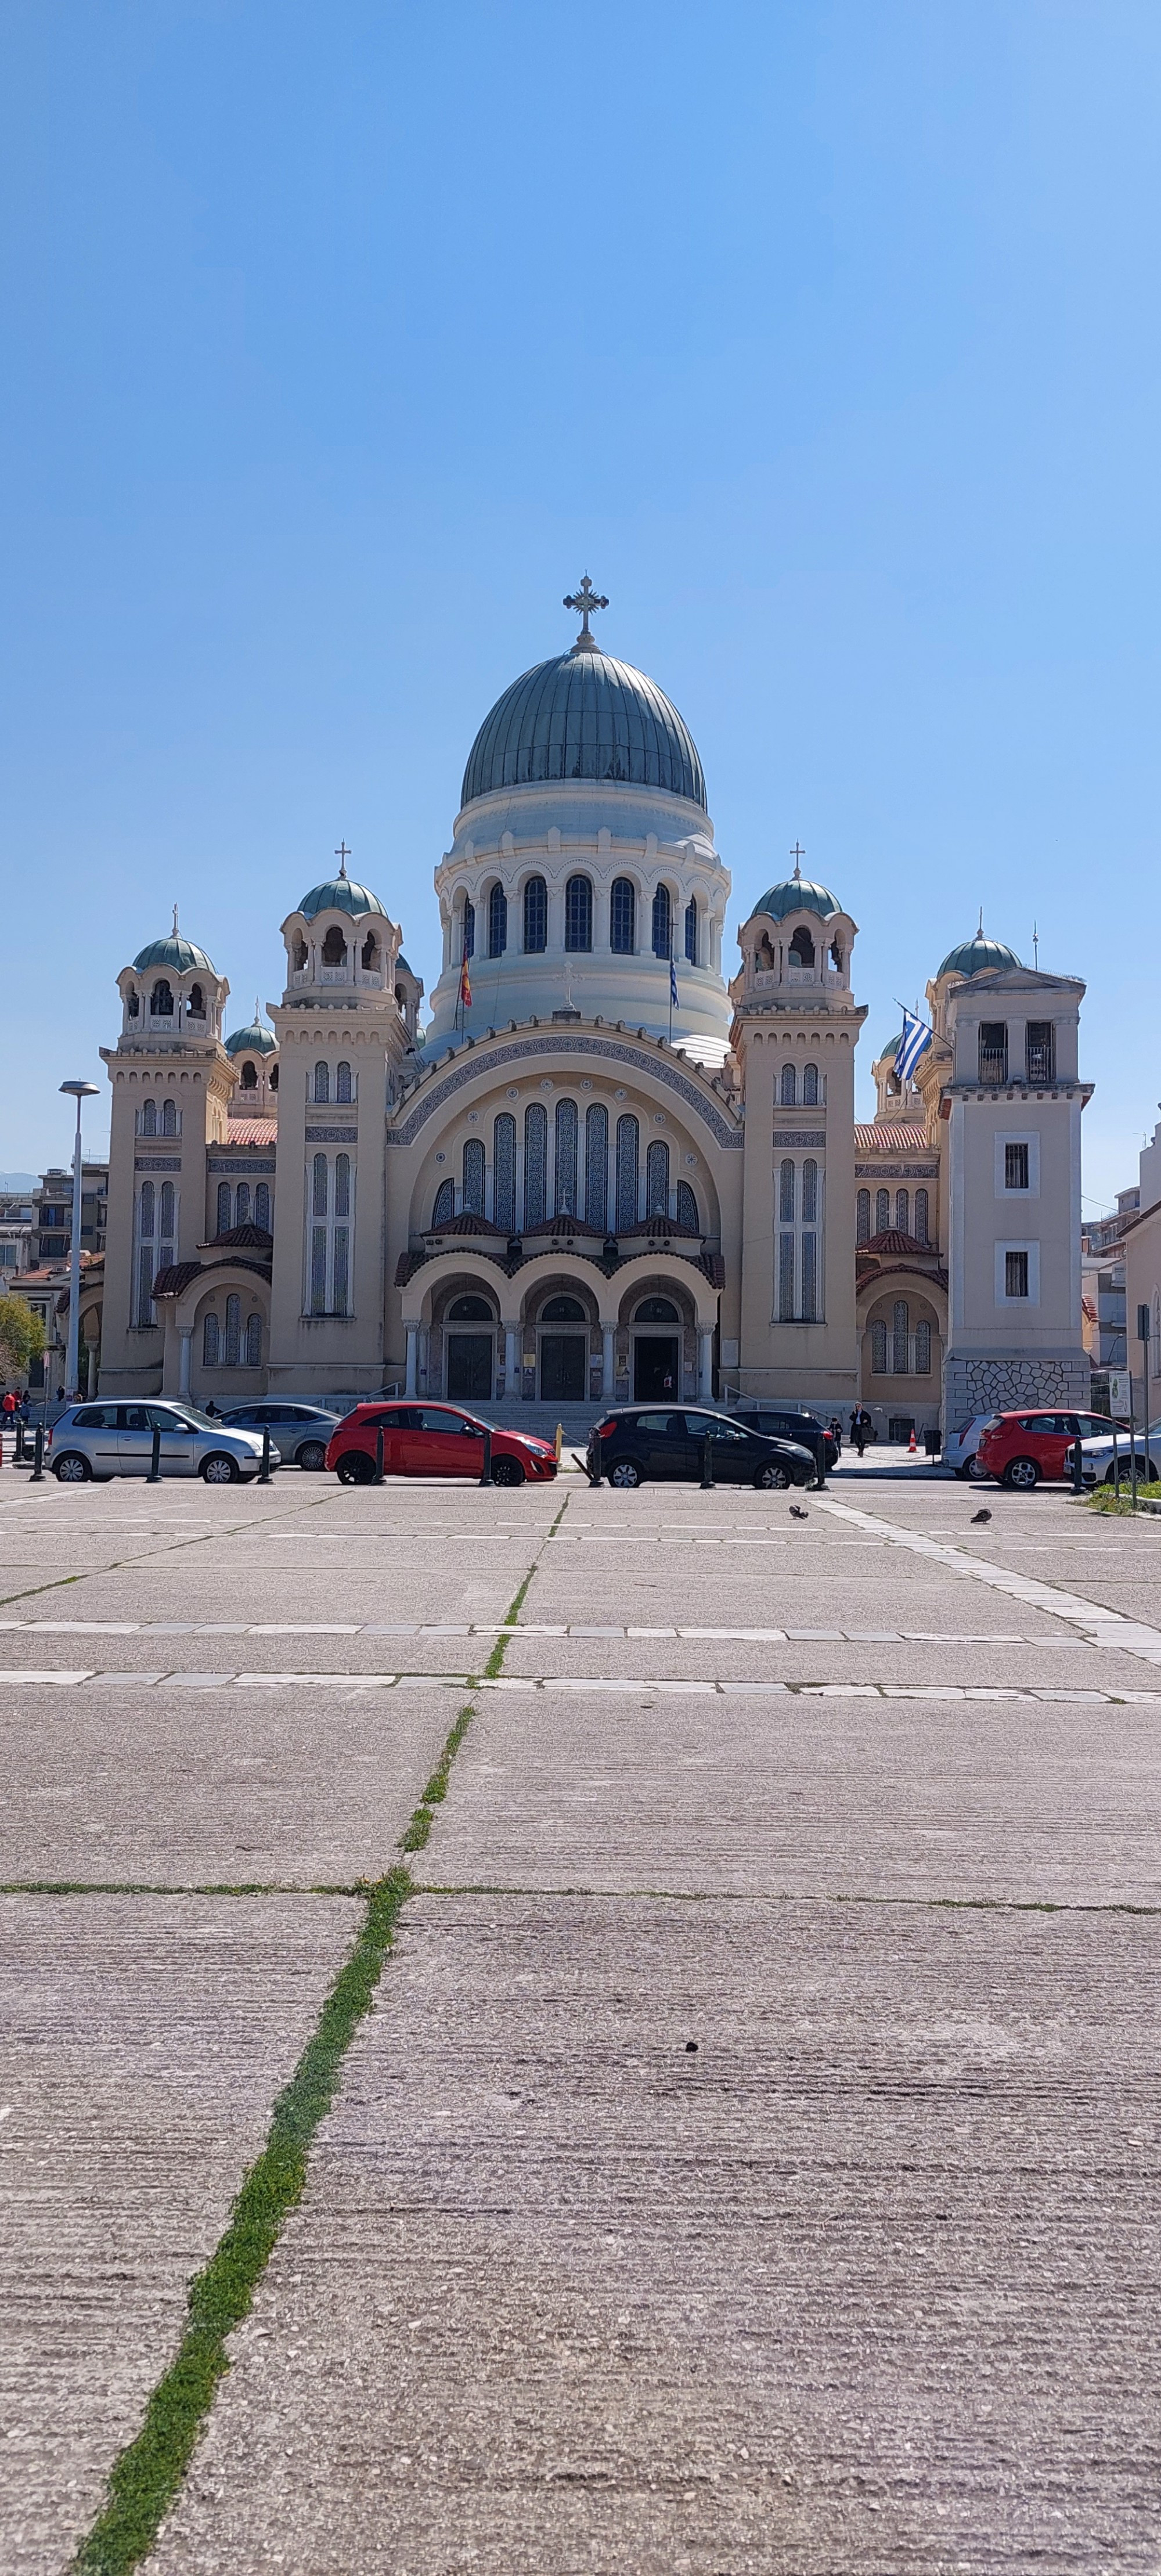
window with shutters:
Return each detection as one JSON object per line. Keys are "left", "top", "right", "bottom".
{"left": 524, "top": 1103, "right": 547, "bottom": 1227}
{"left": 615, "top": 1115, "right": 639, "bottom": 1228}
{"left": 554, "top": 1098, "right": 578, "bottom": 1215}
{"left": 493, "top": 1114, "right": 516, "bottom": 1232}
{"left": 610, "top": 878, "right": 636, "bottom": 953}
{"left": 585, "top": 1104, "right": 608, "bottom": 1231}
{"left": 523, "top": 875, "right": 547, "bottom": 953}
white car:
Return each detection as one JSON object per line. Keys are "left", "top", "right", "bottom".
{"left": 48, "top": 1400, "right": 280, "bottom": 1485}
{"left": 1079, "top": 1420, "right": 1161, "bottom": 1486}
{"left": 942, "top": 1414, "right": 998, "bottom": 1479}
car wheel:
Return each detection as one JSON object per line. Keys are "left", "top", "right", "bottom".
{"left": 337, "top": 1452, "right": 375, "bottom": 1486}
{"left": 297, "top": 1440, "right": 327, "bottom": 1472}
{"left": 967, "top": 1455, "right": 989, "bottom": 1481}
{"left": 754, "top": 1462, "right": 791, "bottom": 1490}
{"left": 609, "top": 1459, "right": 642, "bottom": 1489}
{"left": 200, "top": 1453, "right": 240, "bottom": 1485}
{"left": 1003, "top": 1456, "right": 1039, "bottom": 1491}
{"left": 53, "top": 1452, "right": 91, "bottom": 1483}
{"left": 491, "top": 1455, "right": 524, "bottom": 1486}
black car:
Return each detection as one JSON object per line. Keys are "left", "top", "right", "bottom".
{"left": 220, "top": 1400, "right": 341, "bottom": 1471}
{"left": 730, "top": 1407, "right": 837, "bottom": 1483}
{"left": 587, "top": 1406, "right": 815, "bottom": 1490}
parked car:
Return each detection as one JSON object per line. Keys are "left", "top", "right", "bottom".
{"left": 730, "top": 1406, "right": 837, "bottom": 1482}
{"left": 587, "top": 1406, "right": 815, "bottom": 1490}
{"left": 221, "top": 1400, "right": 341, "bottom": 1471}
{"left": 325, "top": 1400, "right": 557, "bottom": 1486}
{"left": 1079, "top": 1420, "right": 1161, "bottom": 1486}
{"left": 942, "top": 1414, "right": 998, "bottom": 1479}
{"left": 975, "top": 1407, "right": 1122, "bottom": 1491}
{"left": 48, "top": 1400, "right": 279, "bottom": 1484}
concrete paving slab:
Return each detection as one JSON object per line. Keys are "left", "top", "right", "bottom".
{"left": 1, "top": 1686, "right": 457, "bottom": 1883}
{"left": 147, "top": 1892, "right": 1161, "bottom": 2575}
{"left": 0, "top": 1891, "right": 358, "bottom": 2576}
{"left": 423, "top": 1685, "right": 1161, "bottom": 1903}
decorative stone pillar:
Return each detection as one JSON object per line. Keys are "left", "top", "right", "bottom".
{"left": 504, "top": 1325, "right": 520, "bottom": 1393}
{"left": 178, "top": 1324, "right": 193, "bottom": 1399}
{"left": 601, "top": 1323, "right": 615, "bottom": 1397}
{"left": 697, "top": 1325, "right": 713, "bottom": 1400}
{"left": 405, "top": 1323, "right": 419, "bottom": 1397}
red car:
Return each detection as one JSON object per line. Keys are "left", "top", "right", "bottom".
{"left": 975, "top": 1406, "right": 1119, "bottom": 1492}
{"left": 325, "top": 1400, "right": 557, "bottom": 1487}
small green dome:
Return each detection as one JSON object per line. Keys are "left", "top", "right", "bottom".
{"left": 132, "top": 933, "right": 215, "bottom": 975}
{"left": 750, "top": 875, "right": 840, "bottom": 924}
{"left": 225, "top": 1019, "right": 276, "bottom": 1058}
{"left": 298, "top": 874, "right": 385, "bottom": 922}
{"left": 937, "top": 934, "right": 1021, "bottom": 979}
{"left": 877, "top": 1033, "right": 900, "bottom": 1062}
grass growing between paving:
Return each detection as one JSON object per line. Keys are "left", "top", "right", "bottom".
{"left": 72, "top": 1493, "right": 568, "bottom": 2576}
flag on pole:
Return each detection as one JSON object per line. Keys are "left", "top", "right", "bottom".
{"left": 669, "top": 953, "right": 679, "bottom": 1009}
{"left": 896, "top": 1007, "right": 932, "bottom": 1084}
{"left": 459, "top": 953, "right": 472, "bottom": 1013}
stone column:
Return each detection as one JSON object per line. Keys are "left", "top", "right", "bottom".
{"left": 601, "top": 1323, "right": 615, "bottom": 1397}
{"left": 504, "top": 1325, "right": 520, "bottom": 1393}
{"left": 405, "top": 1323, "right": 419, "bottom": 1397}
{"left": 697, "top": 1325, "right": 713, "bottom": 1400}
{"left": 178, "top": 1325, "right": 193, "bottom": 1399}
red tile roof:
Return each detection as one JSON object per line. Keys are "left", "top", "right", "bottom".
{"left": 854, "top": 1123, "right": 929, "bottom": 1152}
{"left": 222, "top": 1119, "right": 277, "bottom": 1145}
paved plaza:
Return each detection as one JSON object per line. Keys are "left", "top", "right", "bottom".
{"left": 2, "top": 1461, "right": 1159, "bottom": 2573}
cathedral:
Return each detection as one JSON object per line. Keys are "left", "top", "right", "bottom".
{"left": 98, "top": 590, "right": 1091, "bottom": 1439}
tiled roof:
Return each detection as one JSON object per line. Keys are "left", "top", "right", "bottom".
{"left": 151, "top": 1262, "right": 203, "bottom": 1299}
{"left": 854, "top": 1123, "right": 929, "bottom": 1152}
{"left": 863, "top": 1228, "right": 937, "bottom": 1258}
{"left": 223, "top": 1119, "right": 278, "bottom": 1145}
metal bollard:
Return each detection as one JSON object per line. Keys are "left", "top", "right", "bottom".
{"left": 479, "top": 1426, "right": 494, "bottom": 1487}
{"left": 147, "top": 1425, "right": 162, "bottom": 1483}
{"left": 373, "top": 1426, "right": 385, "bottom": 1486}
{"left": 1113, "top": 1422, "right": 1120, "bottom": 1498}
{"left": 15, "top": 1420, "right": 24, "bottom": 1464}
{"left": 259, "top": 1426, "right": 272, "bottom": 1484}
{"left": 31, "top": 1426, "right": 44, "bottom": 1483}
{"left": 1070, "top": 1436, "right": 1084, "bottom": 1496}
{"left": 700, "top": 1433, "right": 714, "bottom": 1490}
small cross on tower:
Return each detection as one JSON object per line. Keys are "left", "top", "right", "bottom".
{"left": 564, "top": 574, "right": 608, "bottom": 651}
{"left": 789, "top": 842, "right": 806, "bottom": 879}
{"left": 334, "top": 842, "right": 351, "bottom": 878}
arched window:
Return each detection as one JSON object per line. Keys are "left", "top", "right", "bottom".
{"left": 488, "top": 882, "right": 507, "bottom": 958}
{"left": 127, "top": 989, "right": 139, "bottom": 1018}
{"left": 524, "top": 1103, "right": 547, "bottom": 1227}
{"left": 615, "top": 1114, "right": 639, "bottom": 1228}
{"left": 321, "top": 925, "right": 346, "bottom": 968}
{"left": 313, "top": 1061, "right": 329, "bottom": 1105}
{"left": 254, "top": 1183, "right": 271, "bottom": 1231}
{"left": 893, "top": 1299, "right": 909, "bottom": 1375}
{"left": 802, "top": 1159, "right": 818, "bottom": 1223}
{"left": 585, "top": 1103, "right": 608, "bottom": 1231}
{"left": 235, "top": 1183, "right": 251, "bottom": 1226}
{"left": 240, "top": 1061, "right": 258, "bottom": 1091}
{"left": 361, "top": 931, "right": 378, "bottom": 971}
{"left": 914, "top": 1318, "right": 932, "bottom": 1375}
{"left": 449, "top": 1294, "right": 494, "bottom": 1321}
{"left": 293, "top": 935, "right": 308, "bottom": 971}
{"left": 150, "top": 980, "right": 174, "bottom": 1016}
{"left": 203, "top": 1311, "right": 220, "bottom": 1367}
{"left": 224, "top": 1293, "right": 241, "bottom": 1367}
{"left": 565, "top": 874, "right": 593, "bottom": 952}
{"left": 542, "top": 1294, "right": 586, "bottom": 1322}
{"left": 140, "top": 1098, "right": 157, "bottom": 1136}
{"left": 779, "top": 1159, "right": 795, "bottom": 1223}
{"left": 684, "top": 898, "right": 698, "bottom": 965}
{"left": 611, "top": 878, "right": 636, "bottom": 953}
{"left": 461, "top": 898, "right": 475, "bottom": 960}
{"left": 676, "top": 1180, "right": 698, "bottom": 1233}
{"left": 161, "top": 1097, "right": 178, "bottom": 1134}
{"left": 871, "top": 1320, "right": 888, "bottom": 1372}
{"left": 651, "top": 884, "right": 672, "bottom": 959}
{"left": 244, "top": 1313, "right": 262, "bottom": 1368}
{"left": 914, "top": 1188, "right": 929, "bottom": 1246}
{"left": 159, "top": 1181, "right": 175, "bottom": 1246}
{"left": 636, "top": 1296, "right": 679, "bottom": 1323}
{"left": 895, "top": 1189, "right": 910, "bottom": 1234}
{"left": 789, "top": 927, "right": 814, "bottom": 968}
{"left": 333, "top": 1155, "right": 351, "bottom": 1314}
{"left": 188, "top": 983, "right": 204, "bottom": 1017}
{"left": 802, "top": 1062, "right": 819, "bottom": 1106}
{"left": 875, "top": 1187, "right": 890, "bottom": 1233}
{"left": 336, "top": 1061, "right": 352, "bottom": 1104}
{"left": 523, "top": 875, "right": 547, "bottom": 953}
{"left": 269, "top": 1064, "right": 279, "bottom": 1092}
{"left": 463, "top": 1137, "right": 485, "bottom": 1215}
{"left": 554, "top": 1097, "right": 578, "bottom": 1215}
{"left": 216, "top": 1183, "right": 232, "bottom": 1234}
{"left": 493, "top": 1114, "right": 516, "bottom": 1233}
{"left": 432, "top": 1177, "right": 455, "bottom": 1227}
{"left": 780, "top": 1062, "right": 796, "bottom": 1105}
{"left": 856, "top": 1190, "right": 871, "bottom": 1244}
{"left": 646, "top": 1140, "right": 669, "bottom": 1216}
{"left": 309, "top": 1155, "right": 328, "bottom": 1313}
{"left": 138, "top": 1182, "right": 154, "bottom": 1251}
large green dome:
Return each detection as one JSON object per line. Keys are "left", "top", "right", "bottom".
{"left": 750, "top": 874, "right": 841, "bottom": 924}
{"left": 132, "top": 932, "right": 215, "bottom": 975}
{"left": 225, "top": 1018, "right": 276, "bottom": 1058}
{"left": 461, "top": 647, "right": 706, "bottom": 812}
{"left": 298, "top": 874, "right": 385, "bottom": 921}
{"left": 937, "top": 934, "right": 1021, "bottom": 979}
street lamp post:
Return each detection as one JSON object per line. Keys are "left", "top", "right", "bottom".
{"left": 60, "top": 1081, "right": 100, "bottom": 1401}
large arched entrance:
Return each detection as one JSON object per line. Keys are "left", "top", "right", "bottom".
{"left": 441, "top": 1288, "right": 497, "bottom": 1401}
{"left": 537, "top": 1292, "right": 589, "bottom": 1402}
{"left": 632, "top": 1294, "right": 682, "bottom": 1400}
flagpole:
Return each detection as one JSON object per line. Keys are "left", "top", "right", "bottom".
{"left": 669, "top": 943, "right": 674, "bottom": 1043}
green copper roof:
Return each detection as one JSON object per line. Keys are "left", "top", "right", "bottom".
{"left": 298, "top": 874, "right": 385, "bottom": 921}
{"left": 224, "top": 1019, "right": 276, "bottom": 1058}
{"left": 132, "top": 933, "right": 215, "bottom": 975}
{"left": 937, "top": 934, "right": 1021, "bottom": 979}
{"left": 877, "top": 1033, "right": 900, "bottom": 1061}
{"left": 749, "top": 875, "right": 840, "bottom": 924}
{"left": 461, "top": 648, "right": 706, "bottom": 811}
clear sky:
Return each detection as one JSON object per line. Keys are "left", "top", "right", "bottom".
{"left": 2, "top": 2, "right": 1158, "bottom": 1210}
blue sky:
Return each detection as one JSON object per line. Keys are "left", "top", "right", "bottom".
{"left": 2, "top": 1, "right": 1158, "bottom": 1210}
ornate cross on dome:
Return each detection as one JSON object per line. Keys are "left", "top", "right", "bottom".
{"left": 564, "top": 574, "right": 608, "bottom": 651}
{"left": 172, "top": 903, "right": 180, "bottom": 933}
{"left": 334, "top": 842, "right": 351, "bottom": 878}
{"left": 789, "top": 842, "right": 806, "bottom": 879}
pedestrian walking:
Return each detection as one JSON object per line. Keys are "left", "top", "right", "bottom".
{"left": 850, "top": 1404, "right": 871, "bottom": 1460}
{"left": 828, "top": 1415, "right": 843, "bottom": 1456}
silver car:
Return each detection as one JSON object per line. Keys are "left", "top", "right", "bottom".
{"left": 48, "top": 1400, "right": 280, "bottom": 1485}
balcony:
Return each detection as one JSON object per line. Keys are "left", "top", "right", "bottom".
{"left": 978, "top": 1046, "right": 1008, "bottom": 1087}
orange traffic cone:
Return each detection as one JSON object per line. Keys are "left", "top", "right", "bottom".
{"left": 908, "top": 1426, "right": 917, "bottom": 1454}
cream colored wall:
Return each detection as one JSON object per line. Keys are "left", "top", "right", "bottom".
{"left": 1124, "top": 1203, "right": 1161, "bottom": 1404}
{"left": 733, "top": 1015, "right": 863, "bottom": 1402}
{"left": 267, "top": 1007, "right": 401, "bottom": 1396}
{"left": 947, "top": 1093, "right": 1082, "bottom": 1352}
{"left": 99, "top": 1043, "right": 233, "bottom": 1396}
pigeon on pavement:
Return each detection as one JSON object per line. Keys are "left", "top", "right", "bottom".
{"left": 789, "top": 1503, "right": 809, "bottom": 1521}
{"left": 971, "top": 1507, "right": 992, "bottom": 1523}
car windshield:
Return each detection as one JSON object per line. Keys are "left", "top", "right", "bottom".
{"left": 166, "top": 1406, "right": 235, "bottom": 1431}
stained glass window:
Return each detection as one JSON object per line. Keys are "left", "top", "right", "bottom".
{"left": 554, "top": 1098, "right": 578, "bottom": 1215}
{"left": 615, "top": 1115, "right": 639, "bottom": 1229}
{"left": 565, "top": 875, "right": 593, "bottom": 952}
{"left": 779, "top": 1159, "right": 795, "bottom": 1224}
{"left": 611, "top": 879, "right": 635, "bottom": 953}
{"left": 244, "top": 1313, "right": 262, "bottom": 1367}
{"left": 585, "top": 1104, "right": 608, "bottom": 1231}
{"left": 646, "top": 1140, "right": 669, "bottom": 1216}
{"left": 224, "top": 1294, "right": 241, "bottom": 1367}
{"left": 255, "top": 1183, "right": 271, "bottom": 1231}
{"left": 524, "top": 1103, "right": 547, "bottom": 1227}
{"left": 781, "top": 1062, "right": 796, "bottom": 1105}
{"left": 893, "top": 1299, "right": 909, "bottom": 1374}
{"left": 651, "top": 884, "right": 672, "bottom": 959}
{"left": 488, "top": 883, "right": 507, "bottom": 957}
{"left": 493, "top": 1114, "right": 516, "bottom": 1232}
{"left": 203, "top": 1312, "right": 219, "bottom": 1366}
{"left": 523, "top": 876, "right": 547, "bottom": 953}
{"left": 336, "top": 1060, "right": 352, "bottom": 1104}
{"left": 432, "top": 1176, "right": 455, "bottom": 1227}
{"left": 856, "top": 1189, "right": 870, "bottom": 1244}
{"left": 684, "top": 898, "right": 697, "bottom": 965}
{"left": 915, "top": 1319, "right": 932, "bottom": 1374}
{"left": 914, "top": 1188, "right": 929, "bottom": 1245}
{"left": 463, "top": 1138, "right": 485, "bottom": 1215}
{"left": 235, "top": 1183, "right": 250, "bottom": 1226}
{"left": 676, "top": 1180, "right": 698, "bottom": 1233}
{"left": 802, "top": 1062, "right": 819, "bottom": 1105}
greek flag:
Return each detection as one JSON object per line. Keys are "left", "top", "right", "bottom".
{"left": 670, "top": 953, "right": 679, "bottom": 1008}
{"left": 896, "top": 1008, "right": 933, "bottom": 1084}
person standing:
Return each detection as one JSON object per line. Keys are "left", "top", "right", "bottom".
{"left": 850, "top": 1405, "right": 871, "bottom": 1460}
